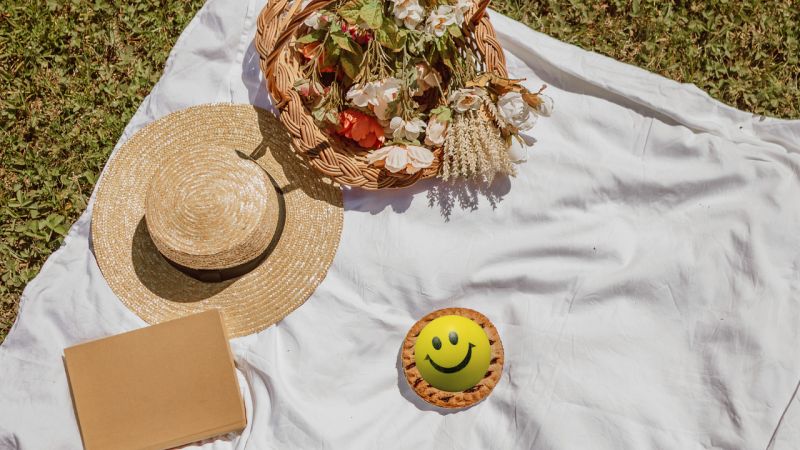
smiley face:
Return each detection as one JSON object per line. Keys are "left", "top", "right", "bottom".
{"left": 414, "top": 315, "right": 491, "bottom": 392}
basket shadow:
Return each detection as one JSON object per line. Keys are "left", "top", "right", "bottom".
{"left": 346, "top": 175, "right": 511, "bottom": 221}
{"left": 250, "top": 108, "right": 343, "bottom": 207}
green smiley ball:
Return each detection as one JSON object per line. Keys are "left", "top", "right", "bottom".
{"left": 414, "top": 315, "right": 491, "bottom": 392}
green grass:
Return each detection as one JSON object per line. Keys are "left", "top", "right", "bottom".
{"left": 493, "top": 0, "right": 799, "bottom": 119}
{"left": 0, "top": 0, "right": 797, "bottom": 343}
{"left": 0, "top": 0, "right": 205, "bottom": 342}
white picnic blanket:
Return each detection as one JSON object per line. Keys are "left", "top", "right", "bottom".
{"left": 3, "top": 0, "right": 800, "bottom": 448}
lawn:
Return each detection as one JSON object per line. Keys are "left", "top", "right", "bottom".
{"left": 1, "top": 0, "right": 797, "bottom": 343}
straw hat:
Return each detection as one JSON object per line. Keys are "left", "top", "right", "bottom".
{"left": 91, "top": 104, "right": 343, "bottom": 338}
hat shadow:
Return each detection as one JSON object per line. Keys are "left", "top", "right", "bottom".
{"left": 130, "top": 149, "right": 290, "bottom": 304}
{"left": 130, "top": 218, "right": 235, "bottom": 302}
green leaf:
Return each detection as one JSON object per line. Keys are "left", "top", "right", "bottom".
{"left": 448, "top": 24, "right": 462, "bottom": 38}
{"left": 359, "top": 1, "right": 383, "bottom": 29}
{"left": 312, "top": 107, "right": 327, "bottom": 122}
{"left": 338, "top": 0, "right": 368, "bottom": 24}
{"left": 339, "top": 9, "right": 361, "bottom": 25}
{"left": 431, "top": 106, "right": 452, "bottom": 122}
{"left": 52, "top": 225, "right": 68, "bottom": 236}
{"left": 376, "top": 20, "right": 407, "bottom": 51}
{"left": 323, "top": 40, "right": 342, "bottom": 67}
{"left": 325, "top": 111, "right": 340, "bottom": 125}
{"left": 434, "top": 36, "right": 447, "bottom": 53}
{"left": 295, "top": 32, "right": 321, "bottom": 45}
{"left": 340, "top": 52, "right": 361, "bottom": 80}
{"left": 330, "top": 30, "right": 356, "bottom": 53}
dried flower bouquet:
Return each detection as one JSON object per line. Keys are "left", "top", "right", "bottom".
{"left": 259, "top": 0, "right": 551, "bottom": 188}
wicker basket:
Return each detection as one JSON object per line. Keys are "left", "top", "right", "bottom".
{"left": 256, "top": 0, "right": 509, "bottom": 190}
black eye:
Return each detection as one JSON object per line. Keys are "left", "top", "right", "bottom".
{"left": 432, "top": 336, "right": 442, "bottom": 350}
{"left": 449, "top": 331, "right": 458, "bottom": 345}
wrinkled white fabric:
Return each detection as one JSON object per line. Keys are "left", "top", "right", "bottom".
{"left": 3, "top": 0, "right": 800, "bottom": 448}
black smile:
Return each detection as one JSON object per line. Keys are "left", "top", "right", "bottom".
{"left": 425, "top": 343, "right": 476, "bottom": 374}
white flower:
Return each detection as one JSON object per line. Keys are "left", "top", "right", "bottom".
{"left": 414, "top": 63, "right": 441, "bottom": 95}
{"left": 392, "top": 0, "right": 425, "bottom": 30}
{"left": 367, "top": 145, "right": 435, "bottom": 174}
{"left": 507, "top": 137, "right": 529, "bottom": 163}
{"left": 426, "top": 5, "right": 457, "bottom": 37}
{"left": 497, "top": 91, "right": 537, "bottom": 131}
{"left": 537, "top": 94, "right": 554, "bottom": 117}
{"left": 378, "top": 78, "right": 402, "bottom": 103}
{"left": 303, "top": 11, "right": 327, "bottom": 30}
{"left": 347, "top": 82, "right": 380, "bottom": 108}
{"left": 390, "top": 116, "right": 427, "bottom": 142}
{"left": 374, "top": 78, "right": 402, "bottom": 120}
{"left": 346, "top": 78, "right": 402, "bottom": 120}
{"left": 452, "top": 0, "right": 473, "bottom": 26}
{"left": 424, "top": 116, "right": 448, "bottom": 146}
{"left": 448, "top": 87, "right": 484, "bottom": 112}
{"left": 373, "top": 102, "right": 392, "bottom": 122}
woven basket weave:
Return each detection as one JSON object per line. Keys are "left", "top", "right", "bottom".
{"left": 256, "top": 0, "right": 509, "bottom": 190}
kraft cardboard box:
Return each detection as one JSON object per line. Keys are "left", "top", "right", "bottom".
{"left": 64, "top": 310, "right": 246, "bottom": 450}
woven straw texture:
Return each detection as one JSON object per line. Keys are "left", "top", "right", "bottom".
{"left": 256, "top": 0, "right": 509, "bottom": 190}
{"left": 92, "top": 104, "right": 343, "bottom": 338}
{"left": 144, "top": 147, "right": 281, "bottom": 271}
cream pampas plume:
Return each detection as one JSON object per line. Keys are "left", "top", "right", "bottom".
{"left": 441, "top": 108, "right": 515, "bottom": 182}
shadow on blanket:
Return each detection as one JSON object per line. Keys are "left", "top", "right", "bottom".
{"left": 395, "top": 342, "right": 463, "bottom": 415}
{"left": 344, "top": 176, "right": 511, "bottom": 220}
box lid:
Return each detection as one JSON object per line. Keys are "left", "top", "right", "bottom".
{"left": 64, "top": 310, "right": 246, "bottom": 450}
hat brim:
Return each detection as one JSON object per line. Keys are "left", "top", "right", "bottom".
{"left": 91, "top": 104, "right": 343, "bottom": 338}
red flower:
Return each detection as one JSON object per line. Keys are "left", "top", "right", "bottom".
{"left": 338, "top": 109, "right": 385, "bottom": 149}
{"left": 341, "top": 22, "right": 373, "bottom": 45}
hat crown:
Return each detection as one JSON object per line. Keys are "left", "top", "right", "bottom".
{"left": 144, "top": 148, "right": 279, "bottom": 271}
